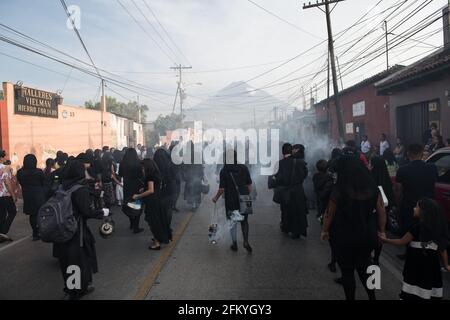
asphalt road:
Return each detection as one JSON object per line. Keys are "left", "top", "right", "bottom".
{"left": 1, "top": 179, "right": 449, "bottom": 300}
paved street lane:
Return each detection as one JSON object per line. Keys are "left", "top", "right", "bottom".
{"left": 1, "top": 184, "right": 449, "bottom": 300}
{"left": 147, "top": 186, "right": 405, "bottom": 300}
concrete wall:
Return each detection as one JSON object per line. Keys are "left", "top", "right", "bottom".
{"left": 1, "top": 82, "right": 143, "bottom": 170}
{"left": 388, "top": 74, "right": 450, "bottom": 143}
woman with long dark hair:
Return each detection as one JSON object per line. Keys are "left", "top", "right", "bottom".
{"left": 119, "top": 148, "right": 144, "bottom": 233}
{"left": 132, "top": 159, "right": 170, "bottom": 250}
{"left": 154, "top": 148, "right": 176, "bottom": 240}
{"left": 17, "top": 154, "right": 45, "bottom": 240}
{"left": 321, "top": 156, "right": 387, "bottom": 300}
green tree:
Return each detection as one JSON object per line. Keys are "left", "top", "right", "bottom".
{"left": 84, "top": 96, "right": 148, "bottom": 123}
{"left": 154, "top": 113, "right": 183, "bottom": 136}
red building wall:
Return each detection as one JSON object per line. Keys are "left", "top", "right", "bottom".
{"left": 315, "top": 83, "right": 391, "bottom": 148}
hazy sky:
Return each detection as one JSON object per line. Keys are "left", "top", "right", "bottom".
{"left": 0, "top": 0, "right": 447, "bottom": 120}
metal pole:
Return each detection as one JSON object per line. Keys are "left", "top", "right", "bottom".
{"left": 101, "top": 79, "right": 105, "bottom": 147}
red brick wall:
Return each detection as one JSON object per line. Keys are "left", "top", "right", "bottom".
{"left": 315, "top": 84, "right": 391, "bottom": 147}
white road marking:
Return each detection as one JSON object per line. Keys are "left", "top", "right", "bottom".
{"left": 0, "top": 236, "right": 31, "bottom": 254}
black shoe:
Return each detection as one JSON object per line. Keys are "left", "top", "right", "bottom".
{"left": 230, "top": 243, "right": 238, "bottom": 252}
{"left": 133, "top": 228, "right": 144, "bottom": 234}
{"left": 328, "top": 263, "right": 337, "bottom": 273}
{"left": 334, "top": 277, "right": 343, "bottom": 285}
{"left": 243, "top": 243, "right": 253, "bottom": 253}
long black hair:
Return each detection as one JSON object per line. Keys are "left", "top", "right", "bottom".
{"left": 335, "top": 155, "right": 377, "bottom": 200}
{"left": 23, "top": 154, "right": 38, "bottom": 171}
{"left": 121, "top": 148, "right": 140, "bottom": 169}
{"left": 417, "top": 198, "right": 449, "bottom": 250}
{"left": 142, "top": 158, "right": 162, "bottom": 182}
{"left": 154, "top": 148, "right": 172, "bottom": 179}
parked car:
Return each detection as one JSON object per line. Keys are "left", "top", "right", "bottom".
{"left": 426, "top": 147, "right": 450, "bottom": 222}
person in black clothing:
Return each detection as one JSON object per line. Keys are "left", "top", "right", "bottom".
{"left": 396, "top": 144, "right": 438, "bottom": 238}
{"left": 369, "top": 156, "right": 396, "bottom": 265}
{"left": 313, "top": 159, "right": 336, "bottom": 272}
{"left": 274, "top": 143, "right": 309, "bottom": 238}
{"left": 321, "top": 156, "right": 387, "bottom": 300}
{"left": 17, "top": 154, "right": 46, "bottom": 241}
{"left": 154, "top": 148, "right": 177, "bottom": 240}
{"left": 54, "top": 160, "right": 108, "bottom": 300}
{"left": 169, "top": 142, "right": 182, "bottom": 212}
{"left": 119, "top": 148, "right": 144, "bottom": 233}
{"left": 213, "top": 150, "right": 253, "bottom": 253}
{"left": 100, "top": 152, "right": 119, "bottom": 209}
{"left": 183, "top": 143, "right": 205, "bottom": 211}
{"left": 43, "top": 158, "right": 57, "bottom": 200}
{"left": 132, "top": 158, "right": 170, "bottom": 250}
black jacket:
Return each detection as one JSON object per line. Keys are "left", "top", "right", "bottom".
{"left": 17, "top": 168, "right": 45, "bottom": 215}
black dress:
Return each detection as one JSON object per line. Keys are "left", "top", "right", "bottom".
{"left": 400, "top": 224, "right": 445, "bottom": 300}
{"left": 119, "top": 164, "right": 144, "bottom": 202}
{"left": 53, "top": 181, "right": 103, "bottom": 295}
{"left": 330, "top": 188, "right": 379, "bottom": 269}
{"left": 16, "top": 168, "right": 46, "bottom": 237}
{"left": 143, "top": 174, "right": 170, "bottom": 244}
{"left": 274, "top": 156, "right": 309, "bottom": 237}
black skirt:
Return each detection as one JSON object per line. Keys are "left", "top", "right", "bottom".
{"left": 400, "top": 241, "right": 443, "bottom": 300}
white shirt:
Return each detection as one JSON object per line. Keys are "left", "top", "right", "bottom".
{"left": 380, "top": 140, "right": 390, "bottom": 156}
{"left": 361, "top": 140, "right": 371, "bottom": 153}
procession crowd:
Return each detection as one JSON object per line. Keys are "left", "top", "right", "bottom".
{"left": 0, "top": 127, "right": 449, "bottom": 300}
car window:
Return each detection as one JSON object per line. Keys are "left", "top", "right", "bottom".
{"left": 428, "top": 154, "right": 450, "bottom": 184}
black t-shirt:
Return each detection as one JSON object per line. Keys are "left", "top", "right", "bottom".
{"left": 396, "top": 160, "right": 438, "bottom": 208}
{"left": 219, "top": 165, "right": 252, "bottom": 212}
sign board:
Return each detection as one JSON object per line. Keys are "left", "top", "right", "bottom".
{"left": 352, "top": 101, "right": 365, "bottom": 117}
{"left": 346, "top": 122, "right": 354, "bottom": 134}
{"left": 14, "top": 85, "right": 59, "bottom": 118}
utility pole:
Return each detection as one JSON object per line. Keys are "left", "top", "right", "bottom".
{"left": 384, "top": 20, "right": 389, "bottom": 70}
{"left": 101, "top": 79, "right": 106, "bottom": 147}
{"left": 303, "top": 0, "right": 345, "bottom": 143}
{"left": 336, "top": 55, "right": 344, "bottom": 90}
{"left": 170, "top": 64, "right": 192, "bottom": 121}
{"left": 137, "top": 94, "right": 141, "bottom": 123}
{"left": 327, "top": 51, "right": 331, "bottom": 137}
